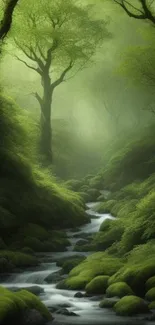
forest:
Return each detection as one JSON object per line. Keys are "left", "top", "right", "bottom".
{"left": 0, "top": 0, "right": 155, "bottom": 324}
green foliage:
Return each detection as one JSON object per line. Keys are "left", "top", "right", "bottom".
{"left": 106, "top": 282, "right": 133, "bottom": 298}
{"left": 85, "top": 275, "right": 109, "bottom": 294}
{"left": 114, "top": 296, "right": 149, "bottom": 316}
{"left": 0, "top": 94, "right": 88, "bottom": 251}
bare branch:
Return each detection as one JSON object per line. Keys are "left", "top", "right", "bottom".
{"left": 31, "top": 91, "right": 43, "bottom": 107}
{"left": 114, "top": 0, "right": 155, "bottom": 23}
{"left": 0, "top": 0, "right": 19, "bottom": 40}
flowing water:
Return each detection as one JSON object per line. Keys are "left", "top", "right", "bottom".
{"left": 0, "top": 203, "right": 152, "bottom": 325}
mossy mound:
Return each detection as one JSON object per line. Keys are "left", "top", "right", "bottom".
{"left": 99, "top": 298, "right": 119, "bottom": 309}
{"left": 149, "top": 301, "right": 155, "bottom": 310}
{"left": 108, "top": 259, "right": 155, "bottom": 296}
{"left": 0, "top": 251, "right": 37, "bottom": 270}
{"left": 60, "top": 257, "right": 86, "bottom": 274}
{"left": 57, "top": 253, "right": 123, "bottom": 290}
{"left": 95, "top": 200, "right": 117, "bottom": 214}
{"left": 114, "top": 295, "right": 149, "bottom": 316}
{"left": 0, "top": 286, "right": 52, "bottom": 324}
{"left": 145, "top": 288, "right": 155, "bottom": 301}
{"left": 146, "top": 276, "right": 155, "bottom": 291}
{"left": 92, "top": 224, "right": 123, "bottom": 250}
{"left": 99, "top": 219, "right": 113, "bottom": 232}
{"left": 86, "top": 189, "right": 100, "bottom": 201}
{"left": 106, "top": 282, "right": 133, "bottom": 298}
{"left": 85, "top": 276, "right": 109, "bottom": 294}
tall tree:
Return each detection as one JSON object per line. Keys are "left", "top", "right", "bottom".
{"left": 11, "top": 0, "right": 109, "bottom": 162}
{"left": 113, "top": 0, "right": 155, "bottom": 24}
{"left": 0, "top": 0, "right": 19, "bottom": 41}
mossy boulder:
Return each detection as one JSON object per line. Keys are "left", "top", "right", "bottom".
{"left": 85, "top": 276, "right": 109, "bottom": 295}
{"left": 146, "top": 276, "right": 155, "bottom": 291}
{"left": 97, "top": 194, "right": 105, "bottom": 202}
{"left": 60, "top": 257, "right": 85, "bottom": 274}
{"left": 86, "top": 189, "right": 100, "bottom": 201}
{"left": 92, "top": 225, "right": 123, "bottom": 250}
{"left": 99, "top": 298, "right": 119, "bottom": 309}
{"left": 106, "top": 282, "right": 133, "bottom": 298}
{"left": 145, "top": 288, "right": 155, "bottom": 301}
{"left": 0, "top": 286, "right": 52, "bottom": 324}
{"left": 57, "top": 253, "right": 123, "bottom": 291}
{"left": 114, "top": 295, "right": 149, "bottom": 316}
{"left": 108, "top": 260, "right": 155, "bottom": 296}
{"left": 149, "top": 301, "right": 155, "bottom": 310}
{"left": 99, "top": 219, "right": 113, "bottom": 232}
{"left": 0, "top": 251, "right": 38, "bottom": 269}
{"left": 21, "top": 247, "right": 35, "bottom": 255}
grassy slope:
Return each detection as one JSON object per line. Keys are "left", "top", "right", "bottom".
{"left": 59, "top": 126, "right": 155, "bottom": 315}
{"left": 0, "top": 93, "right": 88, "bottom": 252}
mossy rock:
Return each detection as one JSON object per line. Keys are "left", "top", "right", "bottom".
{"left": 86, "top": 189, "right": 100, "bottom": 201}
{"left": 61, "top": 257, "right": 85, "bottom": 274}
{"left": 149, "top": 301, "right": 155, "bottom": 310}
{"left": 17, "top": 290, "right": 52, "bottom": 320}
{"left": 0, "top": 238, "right": 6, "bottom": 249}
{"left": 21, "top": 247, "right": 35, "bottom": 255}
{"left": 23, "top": 236, "right": 43, "bottom": 251}
{"left": 145, "top": 288, "right": 155, "bottom": 301}
{"left": 106, "top": 282, "right": 133, "bottom": 298}
{"left": 85, "top": 276, "right": 109, "bottom": 294}
{"left": 57, "top": 253, "right": 123, "bottom": 291}
{"left": 0, "top": 251, "right": 37, "bottom": 268}
{"left": 108, "top": 260, "right": 155, "bottom": 296}
{"left": 0, "top": 286, "right": 52, "bottom": 323}
{"left": 114, "top": 295, "right": 149, "bottom": 316}
{"left": 99, "top": 298, "right": 119, "bottom": 309}
{"left": 97, "top": 194, "right": 105, "bottom": 202}
{"left": 146, "top": 276, "right": 155, "bottom": 291}
{"left": 57, "top": 276, "right": 91, "bottom": 290}
{"left": 99, "top": 219, "right": 113, "bottom": 232}
{"left": 92, "top": 225, "right": 123, "bottom": 250}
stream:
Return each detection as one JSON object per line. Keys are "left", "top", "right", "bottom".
{"left": 0, "top": 203, "right": 152, "bottom": 325}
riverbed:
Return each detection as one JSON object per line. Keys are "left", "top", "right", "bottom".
{"left": 0, "top": 203, "right": 152, "bottom": 325}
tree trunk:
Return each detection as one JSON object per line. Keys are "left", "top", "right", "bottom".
{"left": 40, "top": 74, "right": 53, "bottom": 163}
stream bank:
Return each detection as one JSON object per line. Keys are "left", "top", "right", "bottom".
{"left": 0, "top": 203, "right": 153, "bottom": 325}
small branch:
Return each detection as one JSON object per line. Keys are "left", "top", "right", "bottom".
{"left": 51, "top": 60, "right": 74, "bottom": 89}
{"left": 14, "top": 55, "right": 42, "bottom": 74}
{"left": 31, "top": 91, "right": 43, "bottom": 107}
{"left": 0, "top": 0, "right": 19, "bottom": 40}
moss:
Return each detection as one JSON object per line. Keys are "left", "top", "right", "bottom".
{"left": 99, "top": 219, "right": 113, "bottom": 232}
{"left": 21, "top": 247, "right": 35, "bottom": 255}
{"left": 106, "top": 282, "right": 133, "bottom": 298}
{"left": 99, "top": 298, "right": 118, "bottom": 308}
{"left": 114, "top": 295, "right": 149, "bottom": 316}
{"left": 92, "top": 222, "right": 124, "bottom": 250}
{"left": 61, "top": 257, "right": 85, "bottom": 274}
{"left": 146, "top": 276, "right": 155, "bottom": 291}
{"left": 57, "top": 253, "right": 123, "bottom": 291}
{"left": 95, "top": 200, "right": 117, "bottom": 214}
{"left": 149, "top": 301, "right": 155, "bottom": 310}
{"left": 97, "top": 194, "right": 105, "bottom": 202}
{"left": 23, "top": 237, "right": 43, "bottom": 251}
{"left": 57, "top": 276, "right": 90, "bottom": 290}
{"left": 17, "top": 290, "right": 52, "bottom": 320}
{"left": 86, "top": 188, "right": 100, "bottom": 201}
{"left": 0, "top": 250, "right": 37, "bottom": 268}
{"left": 145, "top": 288, "right": 155, "bottom": 301}
{"left": 85, "top": 276, "right": 109, "bottom": 294}
{"left": 0, "top": 286, "right": 52, "bottom": 323}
